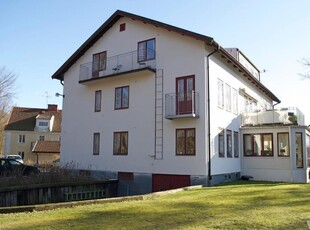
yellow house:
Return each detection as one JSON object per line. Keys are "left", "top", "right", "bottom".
{"left": 3, "top": 104, "right": 61, "bottom": 165}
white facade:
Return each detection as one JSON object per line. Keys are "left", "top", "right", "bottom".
{"left": 52, "top": 11, "right": 308, "bottom": 195}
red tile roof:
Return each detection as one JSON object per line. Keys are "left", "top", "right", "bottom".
{"left": 32, "top": 141, "right": 60, "bottom": 153}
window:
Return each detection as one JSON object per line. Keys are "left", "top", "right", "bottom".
{"left": 234, "top": 131, "right": 239, "bottom": 158}
{"left": 225, "top": 84, "right": 231, "bottom": 112}
{"left": 18, "top": 151, "right": 24, "bottom": 159}
{"left": 95, "top": 90, "right": 102, "bottom": 112}
{"left": 278, "top": 133, "right": 290, "bottom": 157}
{"left": 176, "top": 129, "right": 195, "bottom": 155}
{"left": 92, "top": 51, "right": 107, "bottom": 77}
{"left": 217, "top": 79, "right": 224, "bottom": 108}
{"left": 218, "top": 128, "right": 225, "bottom": 157}
{"left": 115, "top": 86, "right": 129, "bottom": 109}
{"left": 307, "top": 134, "right": 310, "bottom": 167}
{"left": 119, "top": 23, "right": 126, "bottom": 32}
{"left": 244, "top": 96, "right": 257, "bottom": 112}
{"left": 138, "top": 38, "right": 155, "bottom": 62}
{"left": 226, "top": 129, "right": 232, "bottom": 157}
{"left": 296, "top": 132, "right": 303, "bottom": 168}
{"left": 18, "top": 134, "right": 25, "bottom": 143}
{"left": 113, "top": 132, "right": 128, "bottom": 155}
{"left": 244, "top": 133, "right": 273, "bottom": 157}
{"left": 39, "top": 136, "right": 45, "bottom": 141}
{"left": 39, "top": 121, "right": 48, "bottom": 126}
{"left": 93, "top": 133, "right": 100, "bottom": 155}
{"left": 232, "top": 88, "right": 238, "bottom": 114}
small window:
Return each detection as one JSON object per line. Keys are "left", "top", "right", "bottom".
{"left": 278, "top": 133, "right": 290, "bottom": 157}
{"left": 39, "top": 121, "right": 48, "bottom": 126}
{"left": 176, "top": 128, "right": 195, "bottom": 155}
{"left": 226, "top": 130, "right": 232, "bottom": 157}
{"left": 18, "top": 134, "right": 25, "bottom": 143}
{"left": 115, "top": 86, "right": 129, "bottom": 110}
{"left": 138, "top": 38, "right": 155, "bottom": 62}
{"left": 92, "top": 51, "right": 107, "bottom": 77}
{"left": 39, "top": 136, "right": 45, "bottom": 141}
{"left": 18, "top": 152, "right": 24, "bottom": 159}
{"left": 225, "top": 84, "right": 231, "bottom": 112}
{"left": 113, "top": 132, "right": 128, "bottom": 155}
{"left": 93, "top": 133, "right": 100, "bottom": 155}
{"left": 95, "top": 90, "right": 102, "bottom": 112}
{"left": 218, "top": 129, "right": 224, "bottom": 157}
{"left": 120, "top": 23, "right": 126, "bottom": 32}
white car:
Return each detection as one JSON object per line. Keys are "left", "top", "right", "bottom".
{"left": 6, "top": 155, "right": 23, "bottom": 164}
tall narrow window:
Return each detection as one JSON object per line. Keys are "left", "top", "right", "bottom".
{"left": 226, "top": 129, "right": 232, "bottom": 157}
{"left": 217, "top": 79, "right": 224, "bottom": 109}
{"left": 18, "top": 134, "right": 25, "bottom": 143}
{"left": 262, "top": 134, "right": 273, "bottom": 156}
{"left": 296, "top": 132, "right": 303, "bottom": 168}
{"left": 218, "top": 129, "right": 225, "bottom": 157}
{"left": 115, "top": 86, "right": 129, "bottom": 109}
{"left": 232, "top": 88, "right": 238, "bottom": 114}
{"left": 225, "top": 84, "right": 231, "bottom": 112}
{"left": 93, "top": 133, "right": 100, "bottom": 155}
{"left": 234, "top": 131, "right": 239, "bottom": 157}
{"left": 278, "top": 133, "right": 290, "bottom": 157}
{"left": 114, "top": 132, "right": 128, "bottom": 155}
{"left": 138, "top": 38, "right": 155, "bottom": 62}
{"left": 92, "top": 51, "right": 107, "bottom": 77}
{"left": 95, "top": 90, "right": 102, "bottom": 112}
{"left": 176, "top": 128, "right": 195, "bottom": 155}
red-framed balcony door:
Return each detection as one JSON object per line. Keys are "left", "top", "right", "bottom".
{"left": 176, "top": 75, "right": 195, "bottom": 114}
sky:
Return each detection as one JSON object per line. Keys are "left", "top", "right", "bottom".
{"left": 1, "top": 0, "right": 310, "bottom": 122}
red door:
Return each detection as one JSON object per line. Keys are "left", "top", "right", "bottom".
{"left": 152, "top": 174, "right": 190, "bottom": 192}
{"left": 176, "top": 75, "right": 195, "bottom": 114}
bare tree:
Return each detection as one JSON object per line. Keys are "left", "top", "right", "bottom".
{"left": 299, "top": 58, "right": 310, "bottom": 79}
{"left": 0, "top": 67, "right": 17, "bottom": 154}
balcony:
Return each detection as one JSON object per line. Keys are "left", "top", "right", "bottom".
{"left": 242, "top": 107, "right": 305, "bottom": 126}
{"left": 79, "top": 50, "right": 156, "bottom": 83}
{"left": 165, "top": 91, "right": 199, "bottom": 119}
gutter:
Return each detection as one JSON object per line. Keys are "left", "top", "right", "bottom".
{"left": 206, "top": 43, "right": 220, "bottom": 186}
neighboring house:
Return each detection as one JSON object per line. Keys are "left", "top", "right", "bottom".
{"left": 51, "top": 10, "right": 309, "bottom": 195}
{"left": 32, "top": 140, "right": 60, "bottom": 165}
{"left": 3, "top": 104, "right": 62, "bottom": 165}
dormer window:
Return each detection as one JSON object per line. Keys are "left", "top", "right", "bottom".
{"left": 39, "top": 121, "right": 48, "bottom": 126}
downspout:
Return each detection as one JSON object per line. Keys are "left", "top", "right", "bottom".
{"left": 206, "top": 43, "right": 220, "bottom": 186}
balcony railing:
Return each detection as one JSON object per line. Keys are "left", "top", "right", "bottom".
{"left": 79, "top": 50, "right": 156, "bottom": 82}
{"left": 242, "top": 107, "right": 305, "bottom": 126}
{"left": 165, "top": 91, "right": 199, "bottom": 119}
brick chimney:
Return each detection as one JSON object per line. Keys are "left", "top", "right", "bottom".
{"left": 47, "top": 104, "right": 58, "bottom": 112}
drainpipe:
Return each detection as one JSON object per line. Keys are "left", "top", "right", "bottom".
{"left": 206, "top": 43, "right": 220, "bottom": 186}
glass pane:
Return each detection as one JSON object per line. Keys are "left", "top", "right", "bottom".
{"left": 115, "top": 88, "right": 122, "bottom": 109}
{"left": 218, "top": 80, "right": 224, "bottom": 108}
{"left": 93, "top": 54, "right": 99, "bottom": 72}
{"left": 234, "top": 131, "right": 239, "bottom": 157}
{"left": 219, "top": 129, "right": 224, "bottom": 157}
{"left": 178, "top": 79, "right": 184, "bottom": 101}
{"left": 121, "top": 132, "right": 128, "bottom": 154}
{"left": 225, "top": 84, "right": 231, "bottom": 112}
{"left": 99, "top": 52, "right": 106, "bottom": 70}
{"left": 176, "top": 130, "right": 185, "bottom": 155}
{"left": 253, "top": 134, "right": 261, "bottom": 156}
{"left": 226, "top": 130, "right": 232, "bottom": 157}
{"left": 122, "top": 87, "right": 129, "bottom": 108}
{"left": 95, "top": 91, "right": 101, "bottom": 112}
{"left": 232, "top": 88, "right": 238, "bottom": 114}
{"left": 138, "top": 42, "right": 146, "bottom": 61}
{"left": 147, "top": 39, "right": 155, "bottom": 60}
{"left": 186, "top": 129, "right": 195, "bottom": 155}
{"left": 93, "top": 133, "right": 100, "bottom": 155}
{"left": 187, "top": 78, "right": 193, "bottom": 101}
{"left": 113, "top": 133, "right": 121, "bottom": 154}
{"left": 244, "top": 134, "right": 252, "bottom": 156}
{"left": 262, "top": 134, "right": 273, "bottom": 156}
{"left": 296, "top": 133, "right": 303, "bottom": 168}
{"left": 278, "top": 133, "right": 289, "bottom": 157}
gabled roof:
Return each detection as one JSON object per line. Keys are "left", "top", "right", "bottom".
{"left": 51, "top": 10, "right": 280, "bottom": 103}
{"left": 32, "top": 141, "right": 60, "bottom": 153}
{"left": 4, "top": 106, "right": 62, "bottom": 132}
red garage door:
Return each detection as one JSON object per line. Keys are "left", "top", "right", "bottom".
{"left": 152, "top": 174, "right": 190, "bottom": 192}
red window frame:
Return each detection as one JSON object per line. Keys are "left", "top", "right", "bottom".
{"left": 176, "top": 128, "right": 195, "bottom": 156}
{"left": 137, "top": 38, "right": 155, "bottom": 62}
{"left": 113, "top": 132, "right": 128, "bottom": 155}
{"left": 94, "top": 90, "right": 102, "bottom": 112}
{"left": 93, "top": 133, "right": 100, "bottom": 155}
{"left": 92, "top": 51, "right": 107, "bottom": 77}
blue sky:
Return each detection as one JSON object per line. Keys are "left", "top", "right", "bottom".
{"left": 1, "top": 0, "right": 310, "bottom": 122}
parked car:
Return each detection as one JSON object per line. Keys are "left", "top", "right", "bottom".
{"left": 6, "top": 155, "right": 23, "bottom": 163}
{"left": 0, "top": 158, "right": 39, "bottom": 176}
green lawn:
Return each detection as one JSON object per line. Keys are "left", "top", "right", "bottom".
{"left": 0, "top": 181, "right": 310, "bottom": 229}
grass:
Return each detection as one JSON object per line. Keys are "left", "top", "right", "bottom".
{"left": 0, "top": 181, "right": 310, "bottom": 229}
